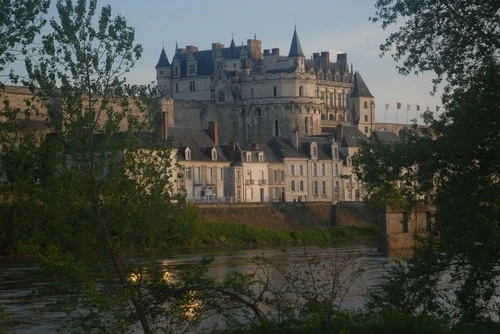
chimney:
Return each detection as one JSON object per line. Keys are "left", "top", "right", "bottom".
{"left": 251, "top": 142, "right": 260, "bottom": 150}
{"left": 290, "top": 126, "right": 300, "bottom": 149}
{"left": 272, "top": 48, "right": 280, "bottom": 56}
{"left": 208, "top": 120, "right": 219, "bottom": 145}
{"left": 228, "top": 140, "right": 236, "bottom": 161}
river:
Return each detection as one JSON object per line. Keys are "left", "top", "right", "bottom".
{"left": 0, "top": 241, "right": 390, "bottom": 333}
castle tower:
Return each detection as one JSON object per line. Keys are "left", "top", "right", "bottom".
{"left": 288, "top": 27, "right": 305, "bottom": 73}
{"left": 155, "top": 47, "right": 172, "bottom": 97}
{"left": 351, "top": 71, "right": 375, "bottom": 136}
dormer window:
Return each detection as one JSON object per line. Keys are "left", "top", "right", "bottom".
{"left": 211, "top": 147, "right": 217, "bottom": 161}
{"left": 258, "top": 152, "right": 264, "bottom": 162}
{"left": 311, "top": 142, "right": 318, "bottom": 159}
{"left": 185, "top": 147, "right": 191, "bottom": 160}
{"left": 246, "top": 152, "right": 251, "bottom": 162}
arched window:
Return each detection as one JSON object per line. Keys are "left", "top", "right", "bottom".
{"left": 246, "top": 124, "right": 251, "bottom": 142}
{"left": 299, "top": 85, "right": 304, "bottom": 97}
{"left": 185, "top": 147, "right": 191, "bottom": 160}
{"left": 250, "top": 88, "right": 254, "bottom": 98}
{"left": 304, "top": 117, "right": 309, "bottom": 134}
{"left": 211, "top": 148, "right": 217, "bottom": 161}
{"left": 274, "top": 119, "right": 279, "bottom": 137}
{"left": 273, "top": 86, "right": 277, "bottom": 97}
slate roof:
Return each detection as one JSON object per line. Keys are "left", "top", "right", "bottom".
{"left": 171, "top": 44, "right": 247, "bottom": 78}
{"left": 300, "top": 135, "right": 335, "bottom": 159}
{"left": 288, "top": 28, "right": 305, "bottom": 58}
{"left": 372, "top": 130, "right": 401, "bottom": 144}
{"left": 333, "top": 125, "right": 369, "bottom": 147}
{"left": 351, "top": 71, "right": 373, "bottom": 98}
{"left": 155, "top": 47, "right": 170, "bottom": 69}
{"left": 267, "top": 137, "right": 308, "bottom": 160}
{"left": 168, "top": 127, "right": 228, "bottom": 162}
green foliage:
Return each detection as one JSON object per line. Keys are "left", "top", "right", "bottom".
{"left": 370, "top": 0, "right": 499, "bottom": 91}
{"left": 0, "top": 0, "right": 50, "bottom": 82}
{"left": 359, "top": 0, "right": 500, "bottom": 325}
{"left": 0, "top": 1, "right": 199, "bottom": 333}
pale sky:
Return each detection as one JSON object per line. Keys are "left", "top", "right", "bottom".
{"left": 32, "top": 0, "right": 445, "bottom": 124}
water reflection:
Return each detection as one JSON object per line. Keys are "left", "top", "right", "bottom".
{"left": 0, "top": 241, "right": 389, "bottom": 333}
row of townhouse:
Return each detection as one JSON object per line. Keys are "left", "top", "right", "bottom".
{"left": 166, "top": 121, "right": 395, "bottom": 204}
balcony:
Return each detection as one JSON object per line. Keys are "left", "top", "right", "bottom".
{"left": 246, "top": 179, "right": 255, "bottom": 185}
{"left": 258, "top": 179, "right": 267, "bottom": 185}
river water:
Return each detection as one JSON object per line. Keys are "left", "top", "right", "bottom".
{"left": 0, "top": 241, "right": 391, "bottom": 333}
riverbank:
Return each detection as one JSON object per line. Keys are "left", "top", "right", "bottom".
{"left": 196, "top": 202, "right": 376, "bottom": 230}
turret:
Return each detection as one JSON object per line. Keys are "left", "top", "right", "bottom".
{"left": 351, "top": 71, "right": 375, "bottom": 135}
{"left": 288, "top": 27, "right": 305, "bottom": 73}
{"left": 155, "top": 47, "right": 172, "bottom": 97}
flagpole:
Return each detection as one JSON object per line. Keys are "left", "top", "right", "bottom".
{"left": 406, "top": 105, "right": 409, "bottom": 125}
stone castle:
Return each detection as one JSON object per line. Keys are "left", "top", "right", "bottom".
{"left": 155, "top": 28, "right": 376, "bottom": 144}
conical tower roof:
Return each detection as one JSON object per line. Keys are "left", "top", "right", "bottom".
{"left": 288, "top": 27, "right": 305, "bottom": 58}
{"left": 155, "top": 47, "right": 170, "bottom": 69}
{"left": 229, "top": 37, "right": 237, "bottom": 59}
{"left": 351, "top": 71, "right": 373, "bottom": 98}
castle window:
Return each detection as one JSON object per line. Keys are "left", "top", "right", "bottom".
{"left": 299, "top": 86, "right": 304, "bottom": 97}
{"left": 175, "top": 83, "right": 179, "bottom": 93}
{"left": 364, "top": 101, "right": 368, "bottom": 109}
{"left": 273, "top": 86, "right": 277, "bottom": 97}
{"left": 290, "top": 181, "right": 296, "bottom": 192}
{"left": 364, "top": 115, "right": 368, "bottom": 122}
{"left": 258, "top": 153, "right": 264, "bottom": 162}
{"left": 185, "top": 167, "right": 192, "bottom": 180}
{"left": 299, "top": 180, "right": 304, "bottom": 192}
{"left": 313, "top": 163, "right": 318, "bottom": 176}
{"left": 216, "top": 61, "right": 222, "bottom": 69}
{"left": 290, "top": 164, "right": 295, "bottom": 176}
{"left": 175, "top": 67, "right": 178, "bottom": 75}
{"left": 160, "top": 70, "right": 163, "bottom": 75}
{"left": 189, "top": 81, "right": 195, "bottom": 91}
{"left": 365, "top": 126, "right": 369, "bottom": 134}
{"left": 246, "top": 152, "right": 251, "bottom": 162}
{"left": 313, "top": 181, "right": 318, "bottom": 195}
{"left": 185, "top": 147, "right": 191, "bottom": 160}
{"left": 321, "top": 181, "right": 326, "bottom": 195}
{"left": 211, "top": 148, "right": 217, "bottom": 161}
{"left": 274, "top": 119, "right": 279, "bottom": 136}
{"left": 218, "top": 91, "right": 225, "bottom": 102}
{"left": 321, "top": 163, "right": 326, "bottom": 176}
{"left": 273, "top": 170, "right": 277, "bottom": 182}
{"left": 335, "top": 164, "right": 339, "bottom": 176}
{"left": 304, "top": 117, "right": 309, "bottom": 134}
{"left": 251, "top": 88, "right": 254, "bottom": 98}
{"left": 189, "top": 64, "right": 195, "bottom": 74}
{"left": 299, "top": 164, "right": 304, "bottom": 175}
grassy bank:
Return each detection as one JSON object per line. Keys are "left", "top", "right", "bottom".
{"left": 189, "top": 219, "right": 378, "bottom": 248}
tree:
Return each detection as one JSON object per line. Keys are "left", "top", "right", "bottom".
{"left": 357, "top": 0, "right": 500, "bottom": 324}
{"left": 0, "top": 0, "right": 50, "bottom": 83}
{"left": 0, "top": 0, "right": 199, "bottom": 333}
